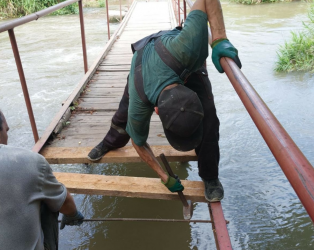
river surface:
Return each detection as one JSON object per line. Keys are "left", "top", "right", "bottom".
{"left": 0, "top": 1, "right": 314, "bottom": 249}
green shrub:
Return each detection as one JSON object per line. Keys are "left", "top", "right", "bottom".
{"left": 0, "top": 0, "right": 78, "bottom": 18}
{"left": 275, "top": 5, "right": 314, "bottom": 72}
{"left": 98, "top": 0, "right": 105, "bottom": 8}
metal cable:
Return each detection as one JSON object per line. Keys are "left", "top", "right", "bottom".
{"left": 58, "top": 218, "right": 213, "bottom": 223}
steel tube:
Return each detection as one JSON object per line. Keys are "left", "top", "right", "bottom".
{"left": 106, "top": 0, "right": 110, "bottom": 40}
{"left": 8, "top": 29, "right": 39, "bottom": 143}
{"left": 0, "top": 0, "right": 79, "bottom": 33}
{"left": 221, "top": 57, "right": 314, "bottom": 223}
{"left": 78, "top": 0, "right": 88, "bottom": 73}
{"left": 120, "top": 0, "right": 122, "bottom": 22}
{"left": 178, "top": 0, "right": 180, "bottom": 25}
{"left": 58, "top": 218, "right": 213, "bottom": 223}
{"left": 184, "top": 0, "right": 187, "bottom": 21}
{"left": 209, "top": 203, "right": 232, "bottom": 250}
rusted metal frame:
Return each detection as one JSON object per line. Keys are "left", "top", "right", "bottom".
{"left": 78, "top": 0, "right": 88, "bottom": 73}
{"left": 168, "top": 0, "right": 177, "bottom": 28}
{"left": 221, "top": 57, "right": 314, "bottom": 223}
{"left": 106, "top": 0, "right": 110, "bottom": 40}
{"left": 0, "top": 0, "right": 79, "bottom": 33}
{"left": 1, "top": 0, "right": 83, "bottom": 143}
{"left": 183, "top": 0, "right": 187, "bottom": 21}
{"left": 32, "top": 0, "right": 138, "bottom": 153}
{"left": 173, "top": 0, "right": 178, "bottom": 25}
{"left": 178, "top": 0, "right": 181, "bottom": 25}
{"left": 208, "top": 203, "right": 232, "bottom": 250}
{"left": 58, "top": 218, "right": 213, "bottom": 223}
{"left": 120, "top": 0, "right": 122, "bottom": 22}
{"left": 8, "top": 29, "right": 39, "bottom": 143}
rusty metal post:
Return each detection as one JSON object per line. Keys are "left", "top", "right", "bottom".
{"left": 106, "top": 0, "right": 110, "bottom": 40}
{"left": 183, "top": 0, "right": 187, "bottom": 21}
{"left": 208, "top": 203, "right": 232, "bottom": 250}
{"left": 177, "top": 0, "right": 180, "bottom": 26}
{"left": 8, "top": 29, "right": 39, "bottom": 143}
{"left": 120, "top": 0, "right": 122, "bottom": 22}
{"left": 78, "top": 0, "right": 88, "bottom": 73}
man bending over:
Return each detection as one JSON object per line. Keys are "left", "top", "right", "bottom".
{"left": 87, "top": 0, "right": 241, "bottom": 202}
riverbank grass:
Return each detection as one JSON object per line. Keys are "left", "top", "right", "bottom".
{"left": 275, "top": 4, "right": 314, "bottom": 72}
{"left": 0, "top": 0, "right": 78, "bottom": 19}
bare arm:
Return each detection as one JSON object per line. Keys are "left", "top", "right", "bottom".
{"left": 191, "top": 0, "right": 226, "bottom": 41}
{"left": 59, "top": 190, "right": 77, "bottom": 216}
{"left": 131, "top": 139, "right": 168, "bottom": 182}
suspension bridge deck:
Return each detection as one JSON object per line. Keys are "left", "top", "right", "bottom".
{"left": 39, "top": 1, "right": 197, "bottom": 164}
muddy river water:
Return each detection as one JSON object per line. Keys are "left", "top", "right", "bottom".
{"left": 0, "top": 1, "right": 314, "bottom": 249}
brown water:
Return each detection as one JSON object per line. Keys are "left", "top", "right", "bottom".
{"left": 0, "top": 1, "right": 314, "bottom": 249}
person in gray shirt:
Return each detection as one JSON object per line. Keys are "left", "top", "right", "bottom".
{"left": 0, "top": 110, "right": 84, "bottom": 250}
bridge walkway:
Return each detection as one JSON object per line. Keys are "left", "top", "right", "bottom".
{"left": 40, "top": 1, "right": 197, "bottom": 164}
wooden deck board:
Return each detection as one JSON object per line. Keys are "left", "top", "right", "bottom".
{"left": 54, "top": 172, "right": 206, "bottom": 202}
{"left": 43, "top": 145, "right": 196, "bottom": 164}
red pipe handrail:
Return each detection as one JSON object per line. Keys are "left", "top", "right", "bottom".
{"left": 183, "top": 0, "right": 314, "bottom": 223}
{"left": 0, "top": 0, "right": 120, "bottom": 142}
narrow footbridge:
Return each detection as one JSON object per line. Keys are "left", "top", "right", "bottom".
{"left": 39, "top": 1, "right": 197, "bottom": 165}
{"left": 1, "top": 0, "right": 314, "bottom": 249}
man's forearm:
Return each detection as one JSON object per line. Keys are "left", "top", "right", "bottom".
{"left": 191, "top": 0, "right": 226, "bottom": 41}
{"left": 206, "top": 0, "right": 226, "bottom": 41}
{"left": 59, "top": 191, "right": 77, "bottom": 216}
{"left": 131, "top": 140, "right": 168, "bottom": 182}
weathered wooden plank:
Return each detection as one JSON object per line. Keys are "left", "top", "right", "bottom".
{"left": 54, "top": 172, "right": 206, "bottom": 202}
{"left": 60, "top": 124, "right": 164, "bottom": 136}
{"left": 77, "top": 102, "right": 119, "bottom": 110}
{"left": 41, "top": 145, "right": 197, "bottom": 164}
{"left": 48, "top": 136, "right": 168, "bottom": 147}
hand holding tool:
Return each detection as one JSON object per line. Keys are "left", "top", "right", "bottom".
{"left": 160, "top": 153, "right": 193, "bottom": 220}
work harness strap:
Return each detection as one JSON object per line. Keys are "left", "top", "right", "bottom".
{"left": 154, "top": 37, "right": 191, "bottom": 82}
{"left": 133, "top": 28, "right": 191, "bottom": 106}
{"left": 134, "top": 48, "right": 152, "bottom": 106}
{"left": 131, "top": 30, "right": 170, "bottom": 53}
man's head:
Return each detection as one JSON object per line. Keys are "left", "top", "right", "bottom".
{"left": 157, "top": 84, "right": 204, "bottom": 152}
{"left": 0, "top": 110, "right": 9, "bottom": 145}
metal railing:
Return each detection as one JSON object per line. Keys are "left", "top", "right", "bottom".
{"left": 172, "top": 0, "right": 187, "bottom": 26}
{"left": 180, "top": 0, "right": 314, "bottom": 225}
{"left": 0, "top": 0, "right": 126, "bottom": 143}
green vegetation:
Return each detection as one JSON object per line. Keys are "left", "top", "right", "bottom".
{"left": 0, "top": 0, "right": 78, "bottom": 19}
{"left": 275, "top": 4, "right": 314, "bottom": 72}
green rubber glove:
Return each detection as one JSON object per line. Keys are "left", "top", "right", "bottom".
{"left": 211, "top": 38, "right": 242, "bottom": 73}
{"left": 162, "top": 175, "right": 184, "bottom": 192}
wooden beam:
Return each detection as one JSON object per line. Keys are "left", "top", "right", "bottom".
{"left": 54, "top": 172, "right": 206, "bottom": 202}
{"left": 41, "top": 145, "right": 197, "bottom": 164}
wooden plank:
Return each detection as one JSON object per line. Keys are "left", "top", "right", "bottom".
{"left": 41, "top": 145, "right": 197, "bottom": 164}
{"left": 48, "top": 136, "right": 168, "bottom": 147}
{"left": 54, "top": 172, "right": 206, "bottom": 202}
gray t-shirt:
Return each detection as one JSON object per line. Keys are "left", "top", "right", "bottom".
{"left": 0, "top": 145, "right": 67, "bottom": 250}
